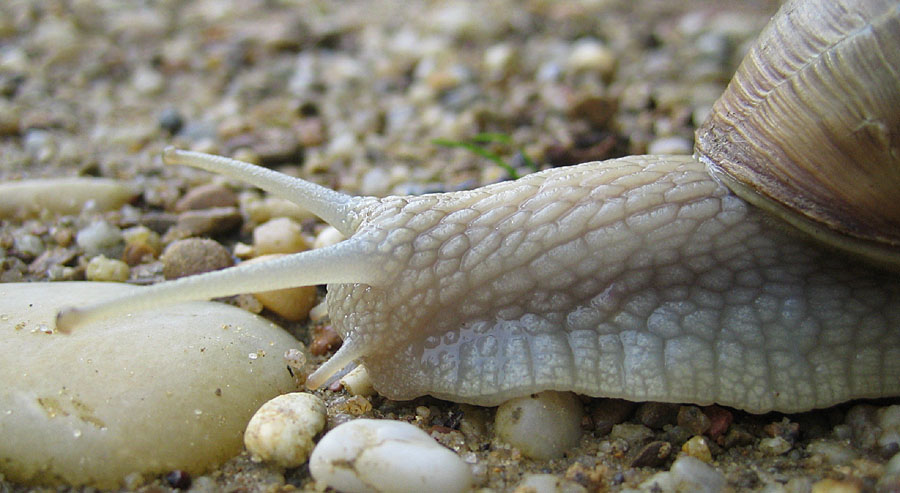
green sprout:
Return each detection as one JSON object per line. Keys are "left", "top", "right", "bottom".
{"left": 432, "top": 132, "right": 538, "bottom": 180}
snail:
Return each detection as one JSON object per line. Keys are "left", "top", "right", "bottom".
{"left": 57, "top": 0, "right": 899, "bottom": 413}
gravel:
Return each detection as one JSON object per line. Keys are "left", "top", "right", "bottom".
{"left": 2, "top": 0, "right": 898, "bottom": 491}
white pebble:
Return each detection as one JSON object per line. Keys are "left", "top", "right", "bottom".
{"left": 640, "top": 455, "right": 725, "bottom": 493}
{"left": 494, "top": 391, "right": 583, "bottom": 460}
{"left": 517, "top": 473, "right": 587, "bottom": 493}
{"left": 340, "top": 365, "right": 375, "bottom": 397}
{"left": 877, "top": 405, "right": 900, "bottom": 450}
{"left": 310, "top": 419, "right": 472, "bottom": 493}
{"left": 647, "top": 136, "right": 693, "bottom": 155}
{"left": 566, "top": 38, "right": 615, "bottom": 76}
{"left": 313, "top": 225, "right": 346, "bottom": 249}
{"left": 244, "top": 393, "right": 326, "bottom": 468}
{"left": 759, "top": 436, "right": 792, "bottom": 456}
{"left": 253, "top": 217, "right": 309, "bottom": 255}
{"left": 85, "top": 255, "right": 130, "bottom": 282}
{"left": 243, "top": 255, "right": 318, "bottom": 321}
{"left": 76, "top": 220, "right": 124, "bottom": 258}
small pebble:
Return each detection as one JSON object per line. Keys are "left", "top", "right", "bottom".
{"left": 160, "top": 238, "right": 233, "bottom": 279}
{"left": 635, "top": 402, "right": 679, "bottom": 429}
{"left": 677, "top": 406, "right": 711, "bottom": 435}
{"left": 590, "top": 399, "right": 636, "bottom": 435}
{"left": 515, "top": 473, "right": 587, "bottom": 493}
{"left": 610, "top": 423, "right": 654, "bottom": 445}
{"left": 641, "top": 455, "right": 725, "bottom": 493}
{"left": 242, "top": 254, "right": 318, "bottom": 321}
{"left": 174, "top": 183, "right": 237, "bottom": 212}
{"left": 310, "top": 325, "right": 342, "bottom": 356}
{"left": 566, "top": 38, "right": 615, "bottom": 77}
{"left": 647, "top": 136, "right": 692, "bottom": 155}
{"left": 168, "top": 207, "right": 242, "bottom": 240}
{"left": 243, "top": 392, "right": 327, "bottom": 468}
{"left": 158, "top": 107, "right": 184, "bottom": 135}
{"left": 309, "top": 419, "right": 473, "bottom": 493}
{"left": 806, "top": 440, "right": 859, "bottom": 466}
{"left": 759, "top": 436, "right": 792, "bottom": 456}
{"left": 122, "top": 226, "right": 161, "bottom": 265}
{"left": 630, "top": 440, "right": 672, "bottom": 468}
{"left": 76, "top": 220, "right": 125, "bottom": 258}
{"left": 810, "top": 478, "right": 861, "bottom": 493}
{"left": 13, "top": 233, "right": 44, "bottom": 259}
{"left": 85, "top": 255, "right": 130, "bottom": 282}
{"left": 313, "top": 225, "right": 346, "bottom": 249}
{"left": 253, "top": 217, "right": 309, "bottom": 255}
{"left": 494, "top": 391, "right": 584, "bottom": 460}
{"left": 876, "top": 405, "right": 900, "bottom": 451}
{"left": 340, "top": 365, "right": 375, "bottom": 397}
{"left": 681, "top": 435, "right": 713, "bottom": 462}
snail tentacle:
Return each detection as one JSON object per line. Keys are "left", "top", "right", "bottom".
{"left": 162, "top": 147, "right": 364, "bottom": 236}
{"left": 55, "top": 237, "right": 385, "bottom": 333}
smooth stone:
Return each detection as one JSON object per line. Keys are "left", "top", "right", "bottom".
{"left": 495, "top": 391, "right": 584, "bottom": 460}
{"left": 244, "top": 392, "right": 326, "bottom": 468}
{"left": 0, "top": 282, "right": 301, "bottom": 488}
{"left": 0, "top": 178, "right": 137, "bottom": 220}
{"left": 309, "top": 419, "right": 473, "bottom": 493}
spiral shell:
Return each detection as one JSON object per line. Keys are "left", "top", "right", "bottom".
{"left": 695, "top": 0, "right": 900, "bottom": 264}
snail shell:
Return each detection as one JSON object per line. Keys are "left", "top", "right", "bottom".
{"left": 696, "top": 0, "right": 900, "bottom": 265}
{"left": 57, "top": 0, "right": 900, "bottom": 413}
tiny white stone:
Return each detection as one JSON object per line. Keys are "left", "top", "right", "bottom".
{"left": 640, "top": 455, "right": 725, "bottom": 493}
{"left": 517, "top": 473, "right": 588, "bottom": 493}
{"left": 243, "top": 392, "right": 326, "bottom": 468}
{"left": 309, "top": 419, "right": 473, "bottom": 493}
{"left": 253, "top": 217, "right": 309, "bottom": 256}
{"left": 647, "top": 136, "right": 693, "bottom": 155}
{"left": 494, "top": 391, "right": 584, "bottom": 460}
{"left": 313, "top": 225, "right": 346, "bottom": 250}
{"left": 340, "top": 365, "right": 375, "bottom": 397}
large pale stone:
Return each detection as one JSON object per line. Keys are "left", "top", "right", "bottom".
{"left": 0, "top": 282, "right": 301, "bottom": 488}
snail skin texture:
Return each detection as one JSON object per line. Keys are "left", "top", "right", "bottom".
{"left": 57, "top": 0, "right": 900, "bottom": 414}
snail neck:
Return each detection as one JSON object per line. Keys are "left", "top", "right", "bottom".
{"left": 701, "top": 154, "right": 900, "bottom": 272}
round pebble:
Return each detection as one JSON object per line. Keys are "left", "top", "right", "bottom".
{"left": 677, "top": 406, "right": 711, "bottom": 435}
{"left": 243, "top": 254, "right": 318, "bottom": 321}
{"left": 175, "top": 183, "right": 237, "bottom": 212}
{"left": 0, "top": 282, "right": 300, "bottom": 488}
{"left": 516, "top": 473, "right": 587, "bottom": 493}
{"left": 647, "top": 136, "right": 693, "bottom": 155}
{"left": 243, "top": 392, "right": 326, "bottom": 468}
{"left": 76, "top": 220, "right": 124, "bottom": 258}
{"left": 313, "top": 225, "right": 346, "bottom": 249}
{"left": 641, "top": 455, "right": 726, "bottom": 493}
{"left": 85, "top": 255, "right": 130, "bottom": 282}
{"left": 759, "top": 436, "right": 792, "bottom": 456}
{"left": 494, "top": 391, "right": 584, "bottom": 460}
{"left": 682, "top": 435, "right": 713, "bottom": 462}
{"left": 253, "top": 217, "right": 309, "bottom": 255}
{"left": 309, "top": 419, "right": 473, "bottom": 493}
{"left": 161, "top": 238, "right": 233, "bottom": 279}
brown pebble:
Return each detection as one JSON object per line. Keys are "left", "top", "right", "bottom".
{"left": 161, "top": 238, "right": 233, "bottom": 279}
{"left": 703, "top": 406, "right": 733, "bottom": 440}
{"left": 590, "top": 398, "right": 636, "bottom": 435}
{"left": 310, "top": 325, "right": 342, "bottom": 356}
{"left": 764, "top": 418, "right": 800, "bottom": 442}
{"left": 629, "top": 440, "right": 672, "bottom": 468}
{"left": 174, "top": 183, "right": 237, "bottom": 212}
{"left": 168, "top": 207, "right": 242, "bottom": 239}
{"left": 677, "top": 406, "right": 711, "bottom": 435}
{"left": 567, "top": 95, "right": 618, "bottom": 127}
{"left": 635, "top": 402, "right": 679, "bottom": 430}
{"left": 123, "top": 242, "right": 157, "bottom": 266}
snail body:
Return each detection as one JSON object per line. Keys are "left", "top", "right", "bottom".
{"left": 58, "top": 0, "right": 900, "bottom": 413}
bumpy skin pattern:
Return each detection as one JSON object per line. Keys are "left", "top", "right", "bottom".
{"left": 329, "top": 155, "right": 900, "bottom": 413}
